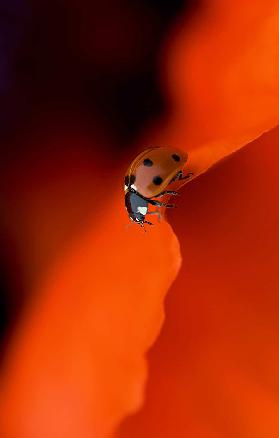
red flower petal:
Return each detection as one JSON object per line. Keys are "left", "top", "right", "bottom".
{"left": 118, "top": 126, "right": 279, "bottom": 437}
{"left": 0, "top": 183, "right": 181, "bottom": 437}
{"left": 2, "top": 1, "right": 279, "bottom": 437}
{"left": 145, "top": 0, "right": 279, "bottom": 174}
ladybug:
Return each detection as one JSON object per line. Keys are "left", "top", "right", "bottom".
{"left": 124, "top": 146, "right": 193, "bottom": 227}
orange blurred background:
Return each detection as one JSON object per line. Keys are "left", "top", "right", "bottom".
{"left": 1, "top": 0, "right": 279, "bottom": 437}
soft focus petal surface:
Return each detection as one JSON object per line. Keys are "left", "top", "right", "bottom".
{"left": 0, "top": 178, "right": 181, "bottom": 437}
{"left": 146, "top": 0, "right": 279, "bottom": 175}
{"left": 118, "top": 126, "right": 279, "bottom": 438}
{"left": 1, "top": 0, "right": 279, "bottom": 437}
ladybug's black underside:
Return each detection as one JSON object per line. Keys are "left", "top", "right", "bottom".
{"left": 125, "top": 190, "right": 148, "bottom": 224}
{"left": 125, "top": 188, "right": 176, "bottom": 226}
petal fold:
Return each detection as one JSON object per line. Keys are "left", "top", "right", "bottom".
{"left": 0, "top": 188, "right": 181, "bottom": 438}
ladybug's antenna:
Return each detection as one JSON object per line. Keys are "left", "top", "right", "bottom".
{"left": 140, "top": 223, "right": 146, "bottom": 233}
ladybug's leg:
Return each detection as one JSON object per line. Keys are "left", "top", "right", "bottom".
{"left": 140, "top": 223, "right": 147, "bottom": 232}
{"left": 153, "top": 190, "right": 179, "bottom": 198}
{"left": 180, "top": 171, "right": 194, "bottom": 180}
{"left": 143, "top": 219, "right": 154, "bottom": 225}
{"left": 170, "top": 171, "right": 193, "bottom": 183}
{"left": 147, "top": 199, "right": 176, "bottom": 208}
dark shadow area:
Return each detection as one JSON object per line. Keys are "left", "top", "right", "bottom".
{"left": 0, "top": 0, "right": 201, "bottom": 356}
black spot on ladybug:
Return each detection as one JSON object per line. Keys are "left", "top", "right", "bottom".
{"left": 143, "top": 158, "right": 153, "bottom": 167}
{"left": 153, "top": 176, "right": 163, "bottom": 185}
{"left": 172, "top": 153, "right": 180, "bottom": 162}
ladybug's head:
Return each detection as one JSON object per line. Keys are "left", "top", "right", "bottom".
{"left": 124, "top": 174, "right": 137, "bottom": 193}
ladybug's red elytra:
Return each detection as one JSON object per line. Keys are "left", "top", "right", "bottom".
{"left": 124, "top": 146, "right": 193, "bottom": 227}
